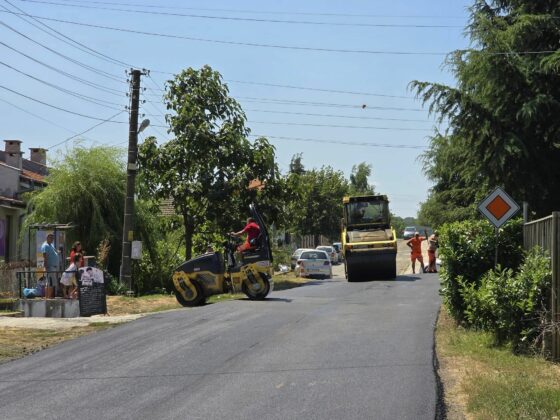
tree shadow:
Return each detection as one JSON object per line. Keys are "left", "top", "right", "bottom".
{"left": 395, "top": 274, "right": 421, "bottom": 282}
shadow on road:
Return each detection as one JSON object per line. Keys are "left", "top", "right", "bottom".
{"left": 239, "top": 297, "right": 293, "bottom": 303}
{"left": 395, "top": 274, "right": 421, "bottom": 282}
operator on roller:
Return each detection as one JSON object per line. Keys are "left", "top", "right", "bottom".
{"left": 230, "top": 217, "right": 261, "bottom": 252}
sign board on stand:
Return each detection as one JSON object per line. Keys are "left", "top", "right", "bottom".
{"left": 77, "top": 267, "right": 107, "bottom": 317}
{"left": 478, "top": 187, "right": 520, "bottom": 266}
{"left": 478, "top": 187, "right": 520, "bottom": 228}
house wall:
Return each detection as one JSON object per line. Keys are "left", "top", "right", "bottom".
{"left": 0, "top": 164, "right": 20, "bottom": 198}
{"left": 0, "top": 207, "right": 21, "bottom": 263}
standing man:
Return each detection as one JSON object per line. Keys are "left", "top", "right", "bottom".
{"left": 427, "top": 231, "right": 439, "bottom": 273}
{"left": 231, "top": 217, "right": 261, "bottom": 252}
{"left": 41, "top": 233, "right": 60, "bottom": 295}
{"left": 406, "top": 231, "right": 426, "bottom": 274}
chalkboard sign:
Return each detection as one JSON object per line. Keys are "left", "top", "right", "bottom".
{"left": 77, "top": 267, "right": 107, "bottom": 317}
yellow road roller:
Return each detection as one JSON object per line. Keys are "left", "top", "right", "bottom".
{"left": 341, "top": 195, "right": 397, "bottom": 281}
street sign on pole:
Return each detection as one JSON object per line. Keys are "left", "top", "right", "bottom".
{"left": 478, "top": 187, "right": 520, "bottom": 228}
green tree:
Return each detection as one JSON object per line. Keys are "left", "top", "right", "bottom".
{"left": 349, "top": 162, "right": 375, "bottom": 195}
{"left": 25, "top": 145, "right": 126, "bottom": 273}
{"left": 412, "top": 1, "right": 560, "bottom": 219}
{"left": 289, "top": 153, "right": 305, "bottom": 175}
{"left": 293, "top": 166, "right": 349, "bottom": 240}
{"left": 138, "top": 66, "right": 277, "bottom": 260}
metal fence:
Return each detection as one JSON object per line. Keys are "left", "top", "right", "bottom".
{"left": 523, "top": 212, "right": 560, "bottom": 361}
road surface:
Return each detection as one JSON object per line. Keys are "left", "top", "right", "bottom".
{"left": 0, "top": 264, "right": 441, "bottom": 420}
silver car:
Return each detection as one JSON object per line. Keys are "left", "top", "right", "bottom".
{"left": 290, "top": 248, "right": 311, "bottom": 270}
{"left": 295, "top": 250, "right": 332, "bottom": 279}
{"left": 316, "top": 245, "right": 338, "bottom": 264}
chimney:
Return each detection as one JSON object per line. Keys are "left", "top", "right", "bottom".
{"left": 29, "top": 148, "right": 47, "bottom": 166}
{"left": 4, "top": 140, "right": 22, "bottom": 170}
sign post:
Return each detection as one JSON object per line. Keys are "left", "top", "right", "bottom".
{"left": 478, "top": 187, "right": 520, "bottom": 267}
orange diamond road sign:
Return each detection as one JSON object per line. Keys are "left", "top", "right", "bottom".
{"left": 478, "top": 187, "right": 520, "bottom": 228}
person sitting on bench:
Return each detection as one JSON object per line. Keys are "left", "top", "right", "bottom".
{"left": 230, "top": 217, "right": 261, "bottom": 253}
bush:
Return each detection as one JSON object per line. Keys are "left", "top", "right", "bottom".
{"left": 439, "top": 218, "right": 523, "bottom": 320}
{"left": 462, "top": 248, "right": 551, "bottom": 352}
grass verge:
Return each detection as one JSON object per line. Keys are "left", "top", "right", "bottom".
{"left": 0, "top": 323, "right": 114, "bottom": 364}
{"left": 436, "top": 308, "right": 560, "bottom": 419}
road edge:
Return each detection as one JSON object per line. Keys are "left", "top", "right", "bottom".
{"left": 433, "top": 306, "right": 447, "bottom": 420}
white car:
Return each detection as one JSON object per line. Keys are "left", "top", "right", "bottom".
{"left": 290, "top": 248, "right": 311, "bottom": 270}
{"left": 295, "top": 250, "right": 332, "bottom": 279}
{"left": 316, "top": 245, "right": 339, "bottom": 264}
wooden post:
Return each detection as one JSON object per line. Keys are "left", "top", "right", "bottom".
{"left": 551, "top": 212, "right": 559, "bottom": 361}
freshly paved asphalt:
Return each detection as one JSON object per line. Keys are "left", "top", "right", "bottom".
{"left": 0, "top": 264, "right": 441, "bottom": 420}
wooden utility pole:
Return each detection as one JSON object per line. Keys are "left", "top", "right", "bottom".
{"left": 119, "top": 68, "right": 147, "bottom": 291}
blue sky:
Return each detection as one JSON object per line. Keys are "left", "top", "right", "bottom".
{"left": 0, "top": 0, "right": 471, "bottom": 217}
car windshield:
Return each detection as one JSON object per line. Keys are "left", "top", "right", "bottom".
{"left": 404, "top": 227, "right": 415, "bottom": 232}
{"left": 300, "top": 251, "right": 328, "bottom": 260}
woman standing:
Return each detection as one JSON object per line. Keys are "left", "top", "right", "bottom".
{"left": 69, "top": 241, "right": 85, "bottom": 268}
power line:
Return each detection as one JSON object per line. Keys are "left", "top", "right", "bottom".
{"left": 48, "top": 110, "right": 126, "bottom": 148}
{"left": 226, "top": 79, "right": 412, "bottom": 99}
{"left": 1, "top": 11, "right": 554, "bottom": 56}
{"left": 244, "top": 109, "right": 431, "bottom": 123}
{"left": 0, "top": 18, "right": 125, "bottom": 83}
{"left": 249, "top": 120, "right": 431, "bottom": 131}
{"left": 2, "top": 0, "right": 133, "bottom": 68}
{"left": 0, "top": 11, "right": 459, "bottom": 56}
{"left": 237, "top": 97, "right": 424, "bottom": 111}
{"left": 0, "top": 41, "right": 125, "bottom": 96}
{"left": 28, "top": 0, "right": 466, "bottom": 19}
{"left": 249, "top": 134, "right": 426, "bottom": 149}
{"left": 18, "top": 0, "right": 463, "bottom": 28}
{"left": 0, "top": 84, "right": 128, "bottom": 121}
{"left": 0, "top": 96, "right": 101, "bottom": 142}
{"left": 0, "top": 60, "right": 125, "bottom": 109}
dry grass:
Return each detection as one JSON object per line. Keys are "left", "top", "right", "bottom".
{"left": 107, "top": 294, "right": 182, "bottom": 316}
{"left": 0, "top": 323, "right": 114, "bottom": 364}
{"left": 436, "top": 308, "right": 560, "bottom": 419}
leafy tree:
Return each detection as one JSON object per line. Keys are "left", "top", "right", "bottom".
{"left": 349, "top": 162, "right": 375, "bottom": 195}
{"left": 292, "top": 166, "right": 349, "bottom": 240}
{"left": 138, "top": 66, "right": 277, "bottom": 260}
{"left": 289, "top": 153, "right": 305, "bottom": 175}
{"left": 24, "top": 145, "right": 126, "bottom": 273}
{"left": 412, "top": 0, "right": 560, "bottom": 219}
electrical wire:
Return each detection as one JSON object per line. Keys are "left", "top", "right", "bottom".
{"left": 48, "top": 110, "right": 126, "bottom": 148}
{"left": 243, "top": 109, "right": 430, "bottom": 123}
{"left": 2, "top": 0, "right": 134, "bottom": 68}
{"left": 248, "top": 120, "right": 431, "bottom": 131}
{"left": 0, "top": 41, "right": 125, "bottom": 96}
{"left": 0, "top": 18, "right": 126, "bottom": 83}
{"left": 1, "top": 11, "right": 554, "bottom": 56}
{"left": 248, "top": 134, "right": 426, "bottom": 149}
{"left": 0, "top": 60, "right": 125, "bottom": 109}
{"left": 0, "top": 84, "right": 128, "bottom": 121}
{"left": 18, "top": 0, "right": 463, "bottom": 28}
{"left": 237, "top": 96, "right": 424, "bottom": 111}
{"left": 30, "top": 0, "right": 466, "bottom": 19}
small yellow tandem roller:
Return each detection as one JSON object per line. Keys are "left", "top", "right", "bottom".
{"left": 341, "top": 195, "right": 398, "bottom": 281}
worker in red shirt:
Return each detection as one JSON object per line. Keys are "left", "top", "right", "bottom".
{"left": 231, "top": 217, "right": 261, "bottom": 252}
{"left": 406, "top": 231, "right": 427, "bottom": 274}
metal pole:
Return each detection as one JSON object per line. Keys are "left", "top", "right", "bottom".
{"left": 523, "top": 201, "right": 529, "bottom": 223}
{"left": 119, "top": 69, "right": 143, "bottom": 291}
{"left": 494, "top": 227, "right": 499, "bottom": 268}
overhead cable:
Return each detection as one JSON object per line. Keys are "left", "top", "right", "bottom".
{"left": 18, "top": 0, "right": 463, "bottom": 28}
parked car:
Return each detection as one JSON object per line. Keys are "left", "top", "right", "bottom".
{"left": 332, "top": 242, "right": 343, "bottom": 261}
{"left": 403, "top": 226, "right": 416, "bottom": 240}
{"left": 295, "top": 250, "right": 332, "bottom": 279}
{"left": 290, "top": 248, "right": 310, "bottom": 270}
{"left": 316, "top": 245, "right": 338, "bottom": 264}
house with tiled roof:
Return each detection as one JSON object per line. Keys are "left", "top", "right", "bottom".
{"left": 0, "top": 140, "right": 48, "bottom": 262}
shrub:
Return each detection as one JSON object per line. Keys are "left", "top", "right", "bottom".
{"left": 439, "top": 218, "right": 523, "bottom": 320}
{"left": 462, "top": 248, "right": 552, "bottom": 352}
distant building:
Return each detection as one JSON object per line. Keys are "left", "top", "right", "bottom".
{"left": 0, "top": 140, "right": 48, "bottom": 262}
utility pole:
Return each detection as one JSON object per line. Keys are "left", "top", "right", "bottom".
{"left": 120, "top": 68, "right": 149, "bottom": 291}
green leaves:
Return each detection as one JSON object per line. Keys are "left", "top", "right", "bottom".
{"left": 413, "top": 1, "right": 560, "bottom": 222}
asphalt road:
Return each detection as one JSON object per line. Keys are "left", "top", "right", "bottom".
{"left": 0, "top": 264, "right": 441, "bottom": 420}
